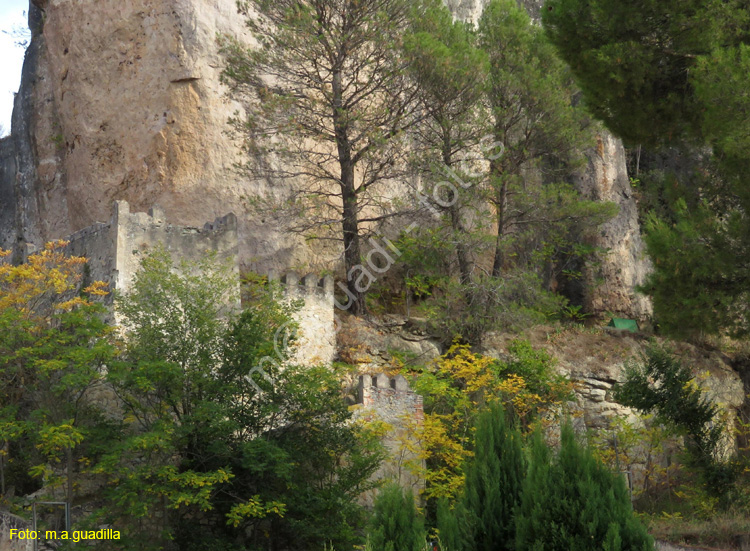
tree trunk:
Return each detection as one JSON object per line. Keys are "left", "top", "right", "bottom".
{"left": 442, "top": 134, "right": 473, "bottom": 285}
{"left": 492, "top": 176, "right": 507, "bottom": 278}
{"left": 449, "top": 203, "right": 473, "bottom": 285}
{"left": 333, "top": 65, "right": 367, "bottom": 316}
{"left": 341, "top": 170, "right": 367, "bottom": 315}
{"left": 66, "top": 445, "right": 73, "bottom": 506}
{"left": 1, "top": 441, "right": 5, "bottom": 496}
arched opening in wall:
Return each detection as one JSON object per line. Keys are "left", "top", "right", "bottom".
{"left": 0, "top": 1, "right": 30, "bottom": 137}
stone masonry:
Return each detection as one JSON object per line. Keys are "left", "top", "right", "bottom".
{"left": 356, "top": 373, "right": 425, "bottom": 499}
{"left": 51, "top": 200, "right": 335, "bottom": 366}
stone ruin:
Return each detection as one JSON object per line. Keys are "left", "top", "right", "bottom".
{"left": 355, "top": 373, "right": 425, "bottom": 500}
{"left": 27, "top": 200, "right": 340, "bottom": 369}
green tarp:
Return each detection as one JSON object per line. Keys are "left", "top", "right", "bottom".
{"left": 607, "top": 318, "right": 639, "bottom": 332}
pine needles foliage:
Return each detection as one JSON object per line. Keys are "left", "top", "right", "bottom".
{"left": 370, "top": 483, "right": 426, "bottom": 551}
{"left": 515, "top": 424, "right": 654, "bottom": 551}
{"left": 463, "top": 402, "right": 525, "bottom": 551}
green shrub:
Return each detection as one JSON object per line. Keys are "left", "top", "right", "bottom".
{"left": 614, "top": 345, "right": 738, "bottom": 505}
{"left": 515, "top": 425, "right": 654, "bottom": 551}
{"left": 369, "top": 483, "right": 426, "bottom": 551}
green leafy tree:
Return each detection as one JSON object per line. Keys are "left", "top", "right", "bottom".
{"left": 515, "top": 425, "right": 654, "bottom": 551}
{"left": 0, "top": 243, "right": 115, "bottom": 507}
{"left": 369, "top": 483, "right": 426, "bottom": 551}
{"left": 93, "top": 250, "right": 241, "bottom": 550}
{"left": 221, "top": 0, "right": 426, "bottom": 315}
{"left": 613, "top": 345, "right": 737, "bottom": 503}
{"left": 462, "top": 402, "right": 525, "bottom": 551}
{"left": 92, "top": 250, "right": 382, "bottom": 551}
{"left": 395, "top": 0, "right": 614, "bottom": 343}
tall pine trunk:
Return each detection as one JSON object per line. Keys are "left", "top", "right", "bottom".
{"left": 442, "top": 135, "right": 473, "bottom": 286}
{"left": 492, "top": 173, "right": 507, "bottom": 278}
{"left": 333, "top": 66, "right": 367, "bottom": 315}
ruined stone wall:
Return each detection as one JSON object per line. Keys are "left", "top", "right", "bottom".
{"left": 109, "top": 200, "right": 239, "bottom": 296}
{"left": 274, "top": 272, "right": 336, "bottom": 366}
{"left": 59, "top": 200, "right": 239, "bottom": 299}
{"left": 55, "top": 201, "right": 338, "bottom": 366}
{"left": 0, "top": 512, "right": 33, "bottom": 551}
{"left": 356, "top": 373, "right": 425, "bottom": 499}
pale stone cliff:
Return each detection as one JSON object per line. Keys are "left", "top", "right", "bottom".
{"left": 573, "top": 133, "right": 653, "bottom": 320}
{"left": 0, "top": 0, "right": 311, "bottom": 272}
{"left": 0, "top": 0, "right": 650, "bottom": 318}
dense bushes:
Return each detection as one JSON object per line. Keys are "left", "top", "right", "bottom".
{"left": 515, "top": 426, "right": 653, "bottom": 551}
{"left": 614, "top": 345, "right": 740, "bottom": 506}
{"left": 428, "top": 405, "right": 654, "bottom": 551}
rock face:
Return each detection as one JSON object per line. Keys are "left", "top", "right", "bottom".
{"left": 0, "top": 0, "right": 317, "bottom": 272}
{"left": 572, "top": 133, "right": 653, "bottom": 320}
{"left": 0, "top": 0, "right": 651, "bottom": 318}
{"left": 445, "top": 0, "right": 544, "bottom": 23}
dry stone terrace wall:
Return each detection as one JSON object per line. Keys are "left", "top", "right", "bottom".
{"left": 0, "top": 512, "right": 32, "bottom": 551}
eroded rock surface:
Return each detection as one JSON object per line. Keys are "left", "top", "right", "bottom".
{"left": 572, "top": 133, "right": 653, "bottom": 320}
{"left": 0, "top": 0, "right": 317, "bottom": 272}
{"left": 0, "top": 0, "right": 651, "bottom": 319}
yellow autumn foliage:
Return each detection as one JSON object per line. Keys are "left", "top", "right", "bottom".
{"left": 398, "top": 341, "right": 573, "bottom": 502}
{"left": 0, "top": 241, "right": 109, "bottom": 319}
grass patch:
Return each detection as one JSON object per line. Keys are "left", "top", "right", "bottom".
{"left": 646, "top": 510, "right": 750, "bottom": 549}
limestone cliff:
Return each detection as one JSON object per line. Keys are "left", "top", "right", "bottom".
{"left": 0, "top": 0, "right": 650, "bottom": 318}
{"left": 573, "top": 133, "right": 653, "bottom": 320}
{"left": 0, "top": 0, "right": 314, "bottom": 272}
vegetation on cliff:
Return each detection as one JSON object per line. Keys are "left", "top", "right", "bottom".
{"left": 221, "top": 0, "right": 616, "bottom": 325}
{"left": 544, "top": 0, "right": 750, "bottom": 338}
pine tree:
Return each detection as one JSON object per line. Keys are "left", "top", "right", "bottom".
{"left": 369, "top": 483, "right": 426, "bottom": 551}
{"left": 541, "top": 0, "right": 745, "bottom": 146}
{"left": 462, "top": 402, "right": 525, "bottom": 551}
{"left": 221, "top": 0, "right": 426, "bottom": 315}
{"left": 515, "top": 424, "right": 654, "bottom": 551}
{"left": 542, "top": 0, "right": 750, "bottom": 337}
{"left": 403, "top": 0, "right": 489, "bottom": 286}
{"left": 479, "top": 0, "right": 601, "bottom": 279}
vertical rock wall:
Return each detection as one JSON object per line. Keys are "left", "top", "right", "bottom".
{"left": 0, "top": 0, "right": 316, "bottom": 272}
{"left": 573, "top": 133, "right": 653, "bottom": 320}
{"left": 0, "top": 0, "right": 651, "bottom": 318}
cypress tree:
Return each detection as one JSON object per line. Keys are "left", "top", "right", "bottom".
{"left": 515, "top": 424, "right": 654, "bottom": 551}
{"left": 369, "top": 483, "right": 426, "bottom": 551}
{"left": 463, "top": 402, "right": 526, "bottom": 551}
{"left": 435, "top": 498, "right": 471, "bottom": 551}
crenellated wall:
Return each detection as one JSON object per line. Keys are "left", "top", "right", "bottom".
{"left": 271, "top": 271, "right": 336, "bottom": 366}
{"left": 355, "top": 373, "right": 425, "bottom": 497}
